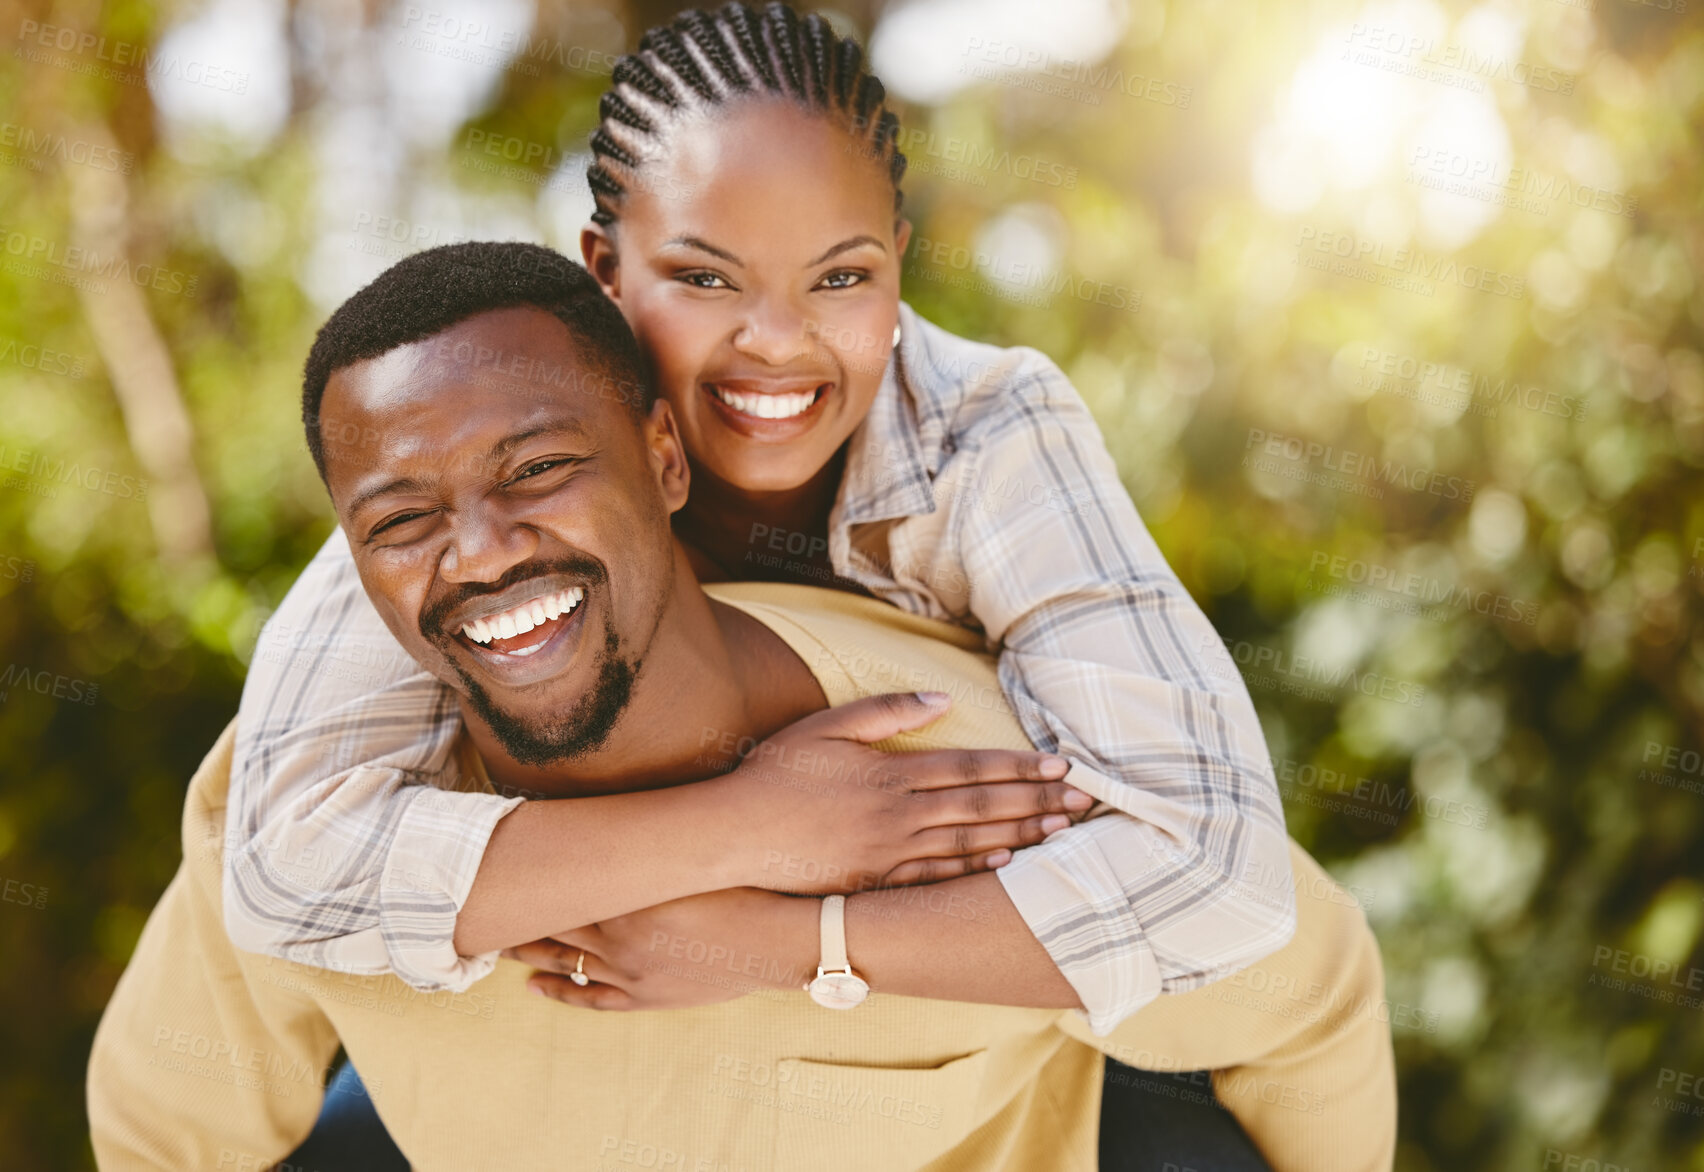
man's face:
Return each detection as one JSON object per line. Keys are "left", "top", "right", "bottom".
{"left": 318, "top": 306, "right": 688, "bottom": 765}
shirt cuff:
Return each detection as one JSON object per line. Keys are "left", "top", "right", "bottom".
{"left": 994, "top": 832, "right": 1164, "bottom": 1037}
{"left": 378, "top": 785, "right": 525, "bottom": 992}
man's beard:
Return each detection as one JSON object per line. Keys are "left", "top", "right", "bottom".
{"left": 417, "top": 558, "right": 644, "bottom": 769}
{"left": 453, "top": 619, "right": 640, "bottom": 767}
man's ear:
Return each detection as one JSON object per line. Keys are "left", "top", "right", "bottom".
{"left": 581, "top": 225, "right": 620, "bottom": 303}
{"left": 642, "top": 398, "right": 690, "bottom": 514}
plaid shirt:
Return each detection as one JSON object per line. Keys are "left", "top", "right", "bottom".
{"left": 225, "top": 302, "right": 1295, "bottom": 1036}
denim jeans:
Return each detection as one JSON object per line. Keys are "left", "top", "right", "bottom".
{"left": 287, "top": 1057, "right": 1273, "bottom": 1172}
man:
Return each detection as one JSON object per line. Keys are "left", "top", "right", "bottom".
{"left": 88, "top": 247, "right": 1395, "bottom": 1171}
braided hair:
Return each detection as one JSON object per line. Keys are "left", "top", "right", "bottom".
{"left": 588, "top": 2, "right": 908, "bottom": 228}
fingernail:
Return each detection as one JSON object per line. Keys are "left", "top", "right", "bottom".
{"left": 1063, "top": 789, "right": 1093, "bottom": 809}
{"left": 1041, "top": 756, "right": 1069, "bottom": 778}
{"left": 1041, "top": 815, "right": 1070, "bottom": 833}
{"left": 987, "top": 849, "right": 1011, "bottom": 867}
{"left": 527, "top": 983, "right": 545, "bottom": 996}
{"left": 916, "top": 691, "right": 949, "bottom": 707}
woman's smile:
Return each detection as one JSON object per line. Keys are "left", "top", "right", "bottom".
{"left": 700, "top": 376, "right": 834, "bottom": 439}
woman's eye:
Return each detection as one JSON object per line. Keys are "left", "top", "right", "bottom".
{"left": 817, "top": 269, "right": 867, "bottom": 290}
{"left": 679, "top": 271, "right": 731, "bottom": 290}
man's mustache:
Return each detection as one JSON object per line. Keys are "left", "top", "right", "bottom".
{"left": 417, "top": 554, "right": 606, "bottom": 643}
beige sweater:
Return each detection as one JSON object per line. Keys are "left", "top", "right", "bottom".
{"left": 88, "top": 582, "right": 1394, "bottom": 1171}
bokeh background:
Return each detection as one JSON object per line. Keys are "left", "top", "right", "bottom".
{"left": 2, "top": 0, "right": 1701, "bottom": 1167}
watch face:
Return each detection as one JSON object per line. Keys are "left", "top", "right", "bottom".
{"left": 808, "top": 972, "right": 870, "bottom": 1010}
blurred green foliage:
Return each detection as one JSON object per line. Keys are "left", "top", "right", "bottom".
{"left": 1, "top": 0, "right": 1701, "bottom": 1168}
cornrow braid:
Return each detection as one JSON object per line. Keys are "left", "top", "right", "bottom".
{"left": 587, "top": 2, "right": 908, "bottom": 228}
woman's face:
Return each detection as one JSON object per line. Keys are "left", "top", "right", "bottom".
{"left": 582, "top": 99, "right": 909, "bottom": 496}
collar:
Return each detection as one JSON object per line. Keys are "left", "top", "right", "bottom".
{"left": 834, "top": 303, "right": 944, "bottom": 528}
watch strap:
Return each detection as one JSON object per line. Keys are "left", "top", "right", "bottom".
{"left": 820, "top": 894, "right": 850, "bottom": 971}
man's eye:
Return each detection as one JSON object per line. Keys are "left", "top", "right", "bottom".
{"left": 510, "top": 458, "right": 573, "bottom": 484}
{"left": 817, "top": 269, "right": 867, "bottom": 290}
{"left": 372, "top": 512, "right": 430, "bottom": 537}
{"left": 679, "top": 271, "right": 731, "bottom": 290}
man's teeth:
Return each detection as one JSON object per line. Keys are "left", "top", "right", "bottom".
{"left": 461, "top": 587, "right": 584, "bottom": 646}
{"left": 713, "top": 386, "right": 820, "bottom": 419}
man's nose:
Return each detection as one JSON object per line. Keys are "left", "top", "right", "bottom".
{"left": 438, "top": 509, "right": 539, "bottom": 585}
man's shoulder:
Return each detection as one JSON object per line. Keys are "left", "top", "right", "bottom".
{"left": 703, "top": 583, "right": 1027, "bottom": 750}
{"left": 704, "top": 582, "right": 984, "bottom": 656}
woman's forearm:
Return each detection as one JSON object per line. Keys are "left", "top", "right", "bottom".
{"left": 730, "top": 874, "right": 1084, "bottom": 1009}
{"left": 453, "top": 779, "right": 745, "bottom": 956}
{"left": 843, "top": 872, "right": 1085, "bottom": 1008}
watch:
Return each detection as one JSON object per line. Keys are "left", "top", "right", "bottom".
{"left": 804, "top": 894, "right": 870, "bottom": 1009}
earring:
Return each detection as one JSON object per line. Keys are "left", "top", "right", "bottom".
{"left": 892, "top": 323, "right": 902, "bottom": 348}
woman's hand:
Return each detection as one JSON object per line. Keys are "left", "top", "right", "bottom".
{"left": 509, "top": 887, "right": 812, "bottom": 1012}
{"left": 720, "top": 692, "right": 1091, "bottom": 895}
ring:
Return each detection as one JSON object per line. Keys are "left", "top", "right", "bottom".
{"left": 570, "top": 951, "right": 590, "bottom": 986}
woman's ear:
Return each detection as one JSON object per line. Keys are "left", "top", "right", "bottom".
{"left": 643, "top": 397, "right": 690, "bottom": 514}
{"left": 894, "top": 218, "right": 913, "bottom": 258}
{"left": 581, "top": 225, "right": 621, "bottom": 303}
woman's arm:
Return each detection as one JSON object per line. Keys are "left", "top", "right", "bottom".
{"left": 946, "top": 362, "right": 1299, "bottom": 1033}
{"left": 230, "top": 533, "right": 1083, "bottom": 987}
{"left": 511, "top": 873, "right": 1085, "bottom": 1012}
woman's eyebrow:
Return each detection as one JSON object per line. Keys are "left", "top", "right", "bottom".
{"left": 662, "top": 235, "right": 742, "bottom": 264}
{"left": 660, "top": 234, "right": 886, "bottom": 268}
{"left": 807, "top": 235, "right": 885, "bottom": 266}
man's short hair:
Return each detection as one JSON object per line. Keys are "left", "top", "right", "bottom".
{"left": 301, "top": 241, "right": 651, "bottom": 480}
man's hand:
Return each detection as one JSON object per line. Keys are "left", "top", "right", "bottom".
{"left": 510, "top": 887, "right": 814, "bottom": 1012}
{"left": 723, "top": 692, "right": 1092, "bottom": 895}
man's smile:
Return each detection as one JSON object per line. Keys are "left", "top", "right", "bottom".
{"left": 460, "top": 585, "right": 585, "bottom": 651}
{"left": 438, "top": 575, "right": 599, "bottom": 688}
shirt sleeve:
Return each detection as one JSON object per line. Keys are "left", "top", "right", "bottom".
{"left": 224, "top": 528, "right": 524, "bottom": 992}
{"left": 955, "top": 365, "right": 1297, "bottom": 1036}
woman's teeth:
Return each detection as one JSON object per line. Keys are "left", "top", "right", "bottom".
{"left": 461, "top": 587, "right": 584, "bottom": 646}
{"left": 713, "top": 385, "right": 821, "bottom": 419}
